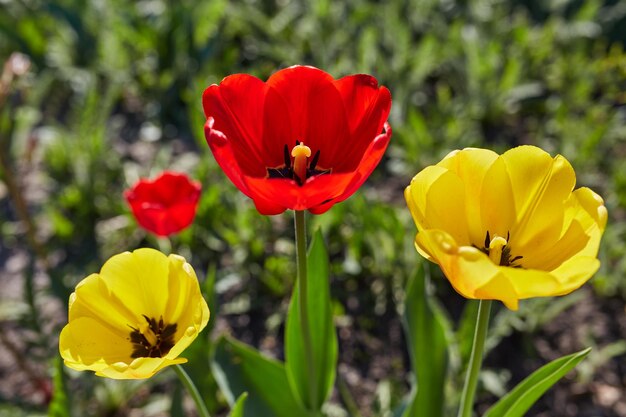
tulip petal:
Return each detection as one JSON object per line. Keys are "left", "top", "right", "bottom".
{"left": 69, "top": 274, "right": 138, "bottom": 337}
{"left": 406, "top": 164, "right": 471, "bottom": 246}
{"left": 60, "top": 316, "right": 131, "bottom": 368}
{"left": 548, "top": 256, "right": 601, "bottom": 296}
{"left": 437, "top": 148, "right": 500, "bottom": 246}
{"left": 310, "top": 125, "right": 391, "bottom": 214}
{"left": 244, "top": 172, "right": 355, "bottom": 213}
{"left": 503, "top": 148, "right": 576, "bottom": 250}
{"left": 164, "top": 254, "right": 211, "bottom": 345}
{"left": 95, "top": 357, "right": 188, "bottom": 380}
{"left": 520, "top": 187, "right": 606, "bottom": 271}
{"left": 266, "top": 66, "right": 351, "bottom": 172}
{"left": 205, "top": 118, "right": 252, "bottom": 197}
{"left": 125, "top": 172, "right": 201, "bottom": 237}
{"left": 333, "top": 75, "right": 392, "bottom": 172}
{"left": 98, "top": 249, "right": 170, "bottom": 324}
{"left": 415, "top": 229, "right": 499, "bottom": 299}
{"left": 203, "top": 75, "right": 269, "bottom": 176}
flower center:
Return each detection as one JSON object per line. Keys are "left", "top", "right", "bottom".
{"left": 480, "top": 231, "right": 523, "bottom": 268}
{"left": 129, "top": 315, "right": 177, "bottom": 358}
{"left": 266, "top": 141, "right": 331, "bottom": 185}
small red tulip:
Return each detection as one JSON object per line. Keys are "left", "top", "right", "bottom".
{"left": 202, "top": 65, "right": 392, "bottom": 215}
{"left": 124, "top": 171, "right": 201, "bottom": 237}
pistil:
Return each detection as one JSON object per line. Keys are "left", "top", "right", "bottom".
{"left": 129, "top": 315, "right": 177, "bottom": 358}
{"left": 480, "top": 231, "right": 524, "bottom": 267}
{"left": 487, "top": 235, "right": 507, "bottom": 265}
{"left": 291, "top": 142, "right": 311, "bottom": 184}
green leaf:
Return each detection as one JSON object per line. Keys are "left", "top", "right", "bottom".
{"left": 227, "top": 393, "right": 248, "bottom": 417}
{"left": 48, "top": 355, "right": 70, "bottom": 417}
{"left": 211, "top": 336, "right": 310, "bottom": 417}
{"left": 402, "top": 263, "right": 449, "bottom": 417}
{"left": 483, "top": 348, "right": 592, "bottom": 417}
{"left": 285, "top": 229, "right": 338, "bottom": 410}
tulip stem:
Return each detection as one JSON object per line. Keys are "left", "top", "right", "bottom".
{"left": 294, "top": 209, "right": 318, "bottom": 407}
{"left": 173, "top": 364, "right": 211, "bottom": 417}
{"left": 457, "top": 299, "right": 492, "bottom": 417}
{"left": 157, "top": 237, "right": 172, "bottom": 254}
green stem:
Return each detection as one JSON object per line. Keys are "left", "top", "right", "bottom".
{"left": 157, "top": 236, "right": 172, "bottom": 254}
{"left": 173, "top": 364, "right": 211, "bottom": 417}
{"left": 294, "top": 209, "right": 318, "bottom": 407}
{"left": 457, "top": 299, "right": 492, "bottom": 417}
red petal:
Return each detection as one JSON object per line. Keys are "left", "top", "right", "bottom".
{"left": 309, "top": 122, "right": 392, "bottom": 214}
{"left": 152, "top": 172, "right": 201, "bottom": 205}
{"left": 205, "top": 117, "right": 252, "bottom": 198}
{"left": 265, "top": 66, "right": 350, "bottom": 171}
{"left": 332, "top": 75, "right": 392, "bottom": 172}
{"left": 125, "top": 172, "right": 201, "bottom": 236}
{"left": 244, "top": 172, "right": 354, "bottom": 213}
{"left": 202, "top": 75, "right": 269, "bottom": 177}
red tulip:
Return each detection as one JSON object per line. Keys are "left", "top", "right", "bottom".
{"left": 125, "top": 172, "right": 201, "bottom": 237}
{"left": 202, "top": 65, "right": 392, "bottom": 215}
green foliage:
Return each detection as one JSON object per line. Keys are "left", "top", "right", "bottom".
{"left": 211, "top": 336, "right": 312, "bottom": 417}
{"left": 285, "top": 229, "right": 338, "bottom": 410}
{"left": 228, "top": 393, "right": 249, "bottom": 417}
{"left": 401, "top": 264, "right": 450, "bottom": 417}
{"left": 483, "top": 348, "right": 592, "bottom": 417}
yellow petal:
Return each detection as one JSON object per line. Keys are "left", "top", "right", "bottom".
{"left": 517, "top": 187, "right": 607, "bottom": 271}
{"left": 494, "top": 256, "right": 599, "bottom": 302}
{"left": 473, "top": 274, "right": 520, "bottom": 310}
{"left": 405, "top": 165, "right": 471, "bottom": 246}
{"left": 162, "top": 255, "right": 210, "bottom": 349}
{"left": 415, "top": 229, "right": 500, "bottom": 298}
{"left": 503, "top": 147, "right": 576, "bottom": 251}
{"left": 95, "top": 357, "right": 188, "bottom": 380}
{"left": 478, "top": 157, "right": 516, "bottom": 242}
{"left": 438, "top": 148, "right": 500, "bottom": 246}
{"left": 495, "top": 266, "right": 561, "bottom": 301}
{"left": 69, "top": 274, "right": 138, "bottom": 337}
{"left": 414, "top": 228, "right": 594, "bottom": 311}
{"left": 60, "top": 316, "right": 131, "bottom": 368}
{"left": 99, "top": 248, "right": 170, "bottom": 322}
{"left": 548, "top": 256, "right": 601, "bottom": 296}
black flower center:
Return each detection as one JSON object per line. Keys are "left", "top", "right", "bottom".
{"left": 129, "top": 315, "right": 177, "bottom": 358}
{"left": 266, "top": 141, "right": 331, "bottom": 185}
{"left": 477, "top": 231, "right": 524, "bottom": 268}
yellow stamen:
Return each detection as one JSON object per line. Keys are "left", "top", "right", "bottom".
{"left": 488, "top": 235, "right": 507, "bottom": 265}
{"left": 291, "top": 142, "right": 311, "bottom": 184}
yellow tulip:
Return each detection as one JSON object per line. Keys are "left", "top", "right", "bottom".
{"left": 59, "top": 248, "right": 210, "bottom": 379}
{"left": 405, "top": 146, "right": 607, "bottom": 310}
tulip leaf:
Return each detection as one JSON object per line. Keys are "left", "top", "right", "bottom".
{"left": 211, "top": 336, "right": 310, "bottom": 417}
{"left": 285, "top": 229, "right": 338, "bottom": 410}
{"left": 227, "top": 392, "right": 248, "bottom": 417}
{"left": 482, "top": 347, "right": 591, "bottom": 417}
{"left": 402, "top": 263, "right": 449, "bottom": 417}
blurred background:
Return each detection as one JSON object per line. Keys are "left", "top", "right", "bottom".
{"left": 1, "top": 0, "right": 625, "bottom": 416}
